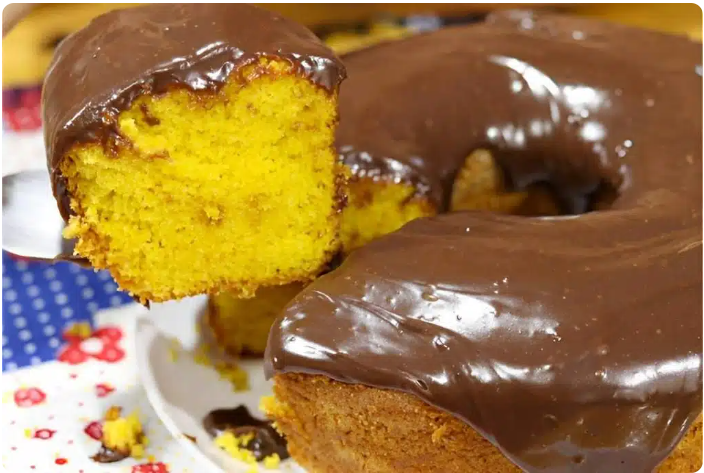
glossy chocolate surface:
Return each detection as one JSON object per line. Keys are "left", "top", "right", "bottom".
{"left": 91, "top": 445, "right": 129, "bottom": 464}
{"left": 267, "top": 12, "right": 703, "bottom": 472}
{"left": 42, "top": 3, "right": 345, "bottom": 220}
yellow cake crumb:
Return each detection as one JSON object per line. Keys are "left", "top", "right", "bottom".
{"left": 263, "top": 453, "right": 281, "bottom": 469}
{"left": 259, "top": 396, "right": 277, "bottom": 414}
{"left": 191, "top": 343, "right": 249, "bottom": 391}
{"left": 214, "top": 362, "right": 250, "bottom": 392}
{"left": 214, "top": 429, "right": 282, "bottom": 471}
{"left": 167, "top": 338, "right": 181, "bottom": 362}
{"left": 193, "top": 344, "right": 212, "bottom": 366}
{"left": 102, "top": 406, "right": 147, "bottom": 459}
{"left": 215, "top": 431, "right": 257, "bottom": 465}
{"left": 61, "top": 57, "right": 345, "bottom": 303}
{"left": 64, "top": 321, "right": 92, "bottom": 339}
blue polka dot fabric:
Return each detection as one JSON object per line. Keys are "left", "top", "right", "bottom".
{"left": 2, "top": 251, "right": 133, "bottom": 371}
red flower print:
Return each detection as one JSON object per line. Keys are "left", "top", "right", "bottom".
{"left": 14, "top": 387, "right": 46, "bottom": 407}
{"left": 95, "top": 383, "right": 115, "bottom": 398}
{"left": 57, "top": 323, "right": 125, "bottom": 365}
{"left": 33, "top": 429, "right": 56, "bottom": 440}
{"left": 132, "top": 463, "right": 169, "bottom": 473}
{"left": 2, "top": 88, "right": 42, "bottom": 131}
{"left": 83, "top": 421, "right": 103, "bottom": 441}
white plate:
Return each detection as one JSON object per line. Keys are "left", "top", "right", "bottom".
{"left": 134, "top": 296, "right": 303, "bottom": 473}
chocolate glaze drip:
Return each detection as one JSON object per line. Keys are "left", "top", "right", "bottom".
{"left": 203, "top": 406, "right": 289, "bottom": 461}
{"left": 91, "top": 445, "right": 129, "bottom": 464}
{"left": 266, "top": 12, "right": 703, "bottom": 473}
{"left": 42, "top": 3, "right": 346, "bottom": 221}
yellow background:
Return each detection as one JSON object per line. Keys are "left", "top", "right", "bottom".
{"left": 2, "top": 3, "right": 702, "bottom": 88}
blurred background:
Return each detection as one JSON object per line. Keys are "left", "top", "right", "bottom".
{"left": 3, "top": 3, "right": 702, "bottom": 90}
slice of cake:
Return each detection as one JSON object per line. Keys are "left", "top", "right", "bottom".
{"left": 43, "top": 4, "right": 347, "bottom": 303}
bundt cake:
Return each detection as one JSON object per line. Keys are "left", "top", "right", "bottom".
{"left": 206, "top": 27, "right": 563, "bottom": 358}
{"left": 43, "top": 4, "right": 347, "bottom": 303}
{"left": 264, "top": 11, "right": 703, "bottom": 473}
{"left": 207, "top": 147, "right": 560, "bottom": 356}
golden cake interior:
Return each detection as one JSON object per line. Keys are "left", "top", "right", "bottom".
{"left": 340, "top": 178, "right": 435, "bottom": 253}
{"left": 61, "top": 58, "right": 344, "bottom": 302}
{"left": 264, "top": 373, "right": 703, "bottom": 473}
{"left": 208, "top": 283, "right": 305, "bottom": 357}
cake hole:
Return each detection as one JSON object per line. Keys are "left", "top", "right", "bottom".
{"left": 572, "top": 455, "right": 585, "bottom": 464}
{"left": 451, "top": 149, "right": 618, "bottom": 217}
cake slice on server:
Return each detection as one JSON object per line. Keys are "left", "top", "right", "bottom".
{"left": 43, "top": 3, "right": 347, "bottom": 303}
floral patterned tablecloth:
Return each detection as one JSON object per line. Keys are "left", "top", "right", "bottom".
{"left": 2, "top": 77, "right": 203, "bottom": 473}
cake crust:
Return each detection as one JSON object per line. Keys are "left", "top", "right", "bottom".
{"left": 267, "top": 374, "right": 703, "bottom": 473}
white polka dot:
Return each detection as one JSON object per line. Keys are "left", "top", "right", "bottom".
{"left": 98, "top": 271, "right": 111, "bottom": 281}
{"left": 5, "top": 362, "right": 17, "bottom": 371}
{"left": 49, "top": 280, "right": 62, "bottom": 292}
{"left": 26, "top": 285, "right": 40, "bottom": 297}
{"left": 80, "top": 338, "right": 102, "bottom": 354}
{"left": 87, "top": 302, "right": 99, "bottom": 313}
{"left": 69, "top": 264, "right": 81, "bottom": 274}
{"left": 4, "top": 289, "right": 17, "bottom": 301}
{"left": 2, "top": 348, "right": 12, "bottom": 359}
{"left": 61, "top": 307, "right": 74, "bottom": 319}
{"left": 9, "top": 303, "right": 22, "bottom": 315}
{"left": 24, "top": 343, "right": 36, "bottom": 354}
{"left": 75, "top": 274, "right": 88, "bottom": 286}
{"left": 48, "top": 337, "right": 60, "bottom": 348}
{"left": 43, "top": 325, "right": 56, "bottom": 337}
{"left": 2, "top": 276, "right": 11, "bottom": 289}
{"left": 31, "top": 298, "right": 45, "bottom": 310}
{"left": 55, "top": 293, "right": 69, "bottom": 305}
{"left": 1, "top": 335, "right": 7, "bottom": 346}
{"left": 18, "top": 330, "right": 32, "bottom": 341}
{"left": 30, "top": 356, "right": 42, "bottom": 365}
{"left": 20, "top": 272, "right": 33, "bottom": 284}
{"left": 103, "top": 282, "right": 117, "bottom": 294}
{"left": 110, "top": 295, "right": 123, "bottom": 307}
{"left": 82, "top": 288, "right": 94, "bottom": 300}
{"left": 15, "top": 261, "right": 28, "bottom": 271}
{"left": 13, "top": 316, "right": 26, "bottom": 328}
{"left": 43, "top": 268, "right": 57, "bottom": 280}
{"left": 37, "top": 312, "right": 51, "bottom": 324}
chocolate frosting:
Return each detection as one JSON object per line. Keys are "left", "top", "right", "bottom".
{"left": 266, "top": 12, "right": 703, "bottom": 472}
{"left": 90, "top": 445, "right": 129, "bottom": 464}
{"left": 42, "top": 3, "right": 345, "bottom": 220}
{"left": 203, "top": 406, "right": 289, "bottom": 461}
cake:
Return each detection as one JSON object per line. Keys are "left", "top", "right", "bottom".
{"left": 43, "top": 4, "right": 347, "bottom": 303}
{"left": 264, "top": 12, "right": 703, "bottom": 472}
{"left": 207, "top": 147, "right": 560, "bottom": 356}
{"left": 205, "top": 25, "right": 563, "bottom": 357}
